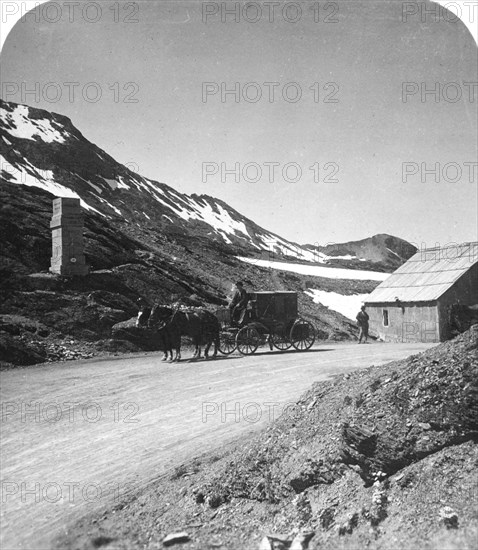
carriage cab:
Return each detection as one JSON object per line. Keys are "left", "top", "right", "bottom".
{"left": 216, "top": 290, "right": 315, "bottom": 355}
{"left": 247, "top": 291, "right": 298, "bottom": 324}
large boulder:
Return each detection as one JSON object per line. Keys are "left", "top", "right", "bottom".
{"left": 112, "top": 317, "right": 163, "bottom": 351}
{"left": 0, "top": 314, "right": 50, "bottom": 337}
{"left": 0, "top": 332, "right": 47, "bottom": 366}
{"left": 86, "top": 290, "right": 137, "bottom": 314}
{"left": 0, "top": 291, "right": 133, "bottom": 339}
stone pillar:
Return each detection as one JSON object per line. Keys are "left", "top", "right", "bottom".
{"left": 50, "top": 198, "right": 89, "bottom": 276}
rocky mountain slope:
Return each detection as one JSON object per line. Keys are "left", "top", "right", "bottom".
{"left": 56, "top": 326, "right": 478, "bottom": 550}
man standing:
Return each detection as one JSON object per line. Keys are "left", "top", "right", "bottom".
{"left": 229, "top": 281, "right": 248, "bottom": 326}
{"left": 356, "top": 305, "right": 370, "bottom": 344}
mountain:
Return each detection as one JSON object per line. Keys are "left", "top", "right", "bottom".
{"left": 0, "top": 99, "right": 319, "bottom": 261}
{"left": 0, "top": 100, "right": 416, "bottom": 270}
{"left": 304, "top": 234, "right": 417, "bottom": 272}
{"left": 0, "top": 99, "right": 413, "bottom": 365}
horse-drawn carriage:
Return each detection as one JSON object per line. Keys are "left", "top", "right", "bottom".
{"left": 216, "top": 291, "right": 316, "bottom": 355}
{"left": 139, "top": 291, "right": 315, "bottom": 361}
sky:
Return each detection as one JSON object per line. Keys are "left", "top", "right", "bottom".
{"left": 1, "top": 0, "right": 477, "bottom": 247}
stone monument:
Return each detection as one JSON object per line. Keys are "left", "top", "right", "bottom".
{"left": 50, "top": 197, "right": 89, "bottom": 276}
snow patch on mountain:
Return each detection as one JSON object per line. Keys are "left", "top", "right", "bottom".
{"left": 1, "top": 104, "right": 67, "bottom": 144}
{"left": 104, "top": 177, "right": 130, "bottom": 190}
{"left": 305, "top": 289, "right": 369, "bottom": 320}
{"left": 0, "top": 153, "right": 102, "bottom": 215}
{"left": 189, "top": 201, "right": 250, "bottom": 238}
{"left": 108, "top": 203, "right": 123, "bottom": 216}
{"left": 94, "top": 195, "right": 121, "bottom": 216}
{"left": 219, "top": 231, "right": 232, "bottom": 244}
{"left": 257, "top": 234, "right": 328, "bottom": 262}
{"left": 386, "top": 247, "right": 401, "bottom": 259}
{"left": 238, "top": 257, "right": 390, "bottom": 281}
{"left": 84, "top": 180, "right": 103, "bottom": 194}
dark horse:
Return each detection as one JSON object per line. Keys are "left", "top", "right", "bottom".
{"left": 148, "top": 305, "right": 220, "bottom": 362}
{"left": 136, "top": 306, "right": 174, "bottom": 361}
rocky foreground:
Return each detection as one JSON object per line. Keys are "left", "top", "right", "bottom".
{"left": 56, "top": 326, "right": 478, "bottom": 550}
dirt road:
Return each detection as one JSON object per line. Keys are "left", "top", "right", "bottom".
{"left": 0, "top": 342, "right": 435, "bottom": 549}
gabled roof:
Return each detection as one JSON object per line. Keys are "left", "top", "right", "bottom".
{"left": 365, "top": 242, "right": 478, "bottom": 304}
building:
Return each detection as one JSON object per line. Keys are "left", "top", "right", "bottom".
{"left": 364, "top": 243, "right": 478, "bottom": 343}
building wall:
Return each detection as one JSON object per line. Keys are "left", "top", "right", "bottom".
{"left": 437, "top": 263, "right": 478, "bottom": 340}
{"left": 365, "top": 302, "right": 439, "bottom": 343}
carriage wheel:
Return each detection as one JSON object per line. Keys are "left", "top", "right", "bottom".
{"left": 271, "top": 330, "right": 292, "bottom": 351}
{"left": 218, "top": 331, "right": 236, "bottom": 355}
{"left": 290, "top": 320, "right": 316, "bottom": 351}
{"left": 236, "top": 326, "right": 260, "bottom": 355}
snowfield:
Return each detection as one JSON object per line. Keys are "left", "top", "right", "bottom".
{"left": 305, "top": 289, "right": 369, "bottom": 320}
{"left": 238, "top": 257, "right": 390, "bottom": 281}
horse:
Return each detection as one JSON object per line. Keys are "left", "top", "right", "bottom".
{"left": 136, "top": 307, "right": 152, "bottom": 328}
{"left": 136, "top": 306, "right": 175, "bottom": 361}
{"left": 148, "top": 305, "right": 220, "bottom": 362}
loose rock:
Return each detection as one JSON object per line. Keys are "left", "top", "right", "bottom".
{"left": 163, "top": 532, "right": 190, "bottom": 546}
{"left": 439, "top": 506, "right": 459, "bottom": 529}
